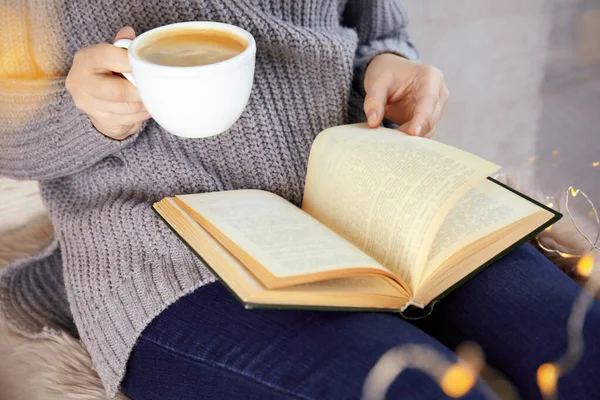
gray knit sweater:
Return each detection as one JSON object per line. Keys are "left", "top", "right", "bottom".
{"left": 0, "top": 1, "right": 417, "bottom": 397}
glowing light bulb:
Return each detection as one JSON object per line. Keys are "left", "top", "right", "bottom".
{"left": 592, "top": 162, "right": 599, "bottom": 168}
{"left": 537, "top": 363, "right": 559, "bottom": 397}
{"left": 576, "top": 253, "right": 594, "bottom": 277}
{"left": 569, "top": 187, "right": 580, "bottom": 197}
{"left": 546, "top": 202, "right": 554, "bottom": 208}
{"left": 529, "top": 156, "right": 537, "bottom": 164}
{"left": 545, "top": 225, "right": 553, "bottom": 231}
{"left": 552, "top": 150, "right": 559, "bottom": 157}
{"left": 441, "top": 364, "right": 476, "bottom": 398}
{"left": 558, "top": 252, "right": 577, "bottom": 259}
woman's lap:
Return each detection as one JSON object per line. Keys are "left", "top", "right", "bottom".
{"left": 122, "top": 282, "right": 484, "bottom": 400}
{"left": 122, "top": 244, "right": 600, "bottom": 399}
{"left": 414, "top": 243, "right": 600, "bottom": 398}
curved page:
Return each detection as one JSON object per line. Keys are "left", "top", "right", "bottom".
{"left": 302, "top": 124, "right": 500, "bottom": 289}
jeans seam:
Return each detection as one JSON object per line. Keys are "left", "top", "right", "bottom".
{"left": 138, "top": 336, "right": 312, "bottom": 400}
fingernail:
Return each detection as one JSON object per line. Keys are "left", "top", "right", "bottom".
{"left": 415, "top": 125, "right": 423, "bottom": 136}
{"left": 367, "top": 111, "right": 377, "bottom": 127}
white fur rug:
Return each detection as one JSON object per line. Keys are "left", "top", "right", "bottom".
{"left": 0, "top": 216, "right": 129, "bottom": 400}
{"left": 0, "top": 175, "right": 593, "bottom": 400}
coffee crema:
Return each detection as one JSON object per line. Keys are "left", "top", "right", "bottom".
{"left": 137, "top": 28, "right": 247, "bottom": 67}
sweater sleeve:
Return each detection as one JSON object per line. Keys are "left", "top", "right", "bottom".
{"left": 342, "top": 0, "right": 419, "bottom": 97}
{"left": 0, "top": 78, "right": 138, "bottom": 181}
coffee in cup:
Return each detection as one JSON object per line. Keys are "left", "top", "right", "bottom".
{"left": 136, "top": 28, "right": 247, "bottom": 67}
{"left": 114, "top": 22, "right": 256, "bottom": 139}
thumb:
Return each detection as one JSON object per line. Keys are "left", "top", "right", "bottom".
{"left": 114, "top": 26, "right": 136, "bottom": 42}
{"left": 363, "top": 76, "right": 389, "bottom": 128}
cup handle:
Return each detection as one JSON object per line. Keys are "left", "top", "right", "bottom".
{"left": 113, "top": 38, "right": 136, "bottom": 86}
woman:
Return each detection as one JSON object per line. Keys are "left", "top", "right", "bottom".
{"left": 1, "top": 1, "right": 599, "bottom": 399}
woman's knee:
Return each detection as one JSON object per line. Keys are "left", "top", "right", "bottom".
{"left": 123, "top": 311, "right": 492, "bottom": 399}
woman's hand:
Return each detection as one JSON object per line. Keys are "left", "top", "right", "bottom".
{"left": 66, "top": 27, "right": 150, "bottom": 140}
{"left": 363, "top": 54, "right": 449, "bottom": 138}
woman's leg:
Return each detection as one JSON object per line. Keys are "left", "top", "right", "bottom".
{"left": 122, "top": 283, "right": 491, "bottom": 400}
{"left": 414, "top": 243, "right": 600, "bottom": 399}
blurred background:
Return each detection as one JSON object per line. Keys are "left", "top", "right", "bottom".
{"left": 1, "top": 0, "right": 599, "bottom": 234}
{"left": 404, "top": 0, "right": 600, "bottom": 230}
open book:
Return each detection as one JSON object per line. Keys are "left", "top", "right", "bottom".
{"left": 154, "top": 124, "right": 560, "bottom": 315}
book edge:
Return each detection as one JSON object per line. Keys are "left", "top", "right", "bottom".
{"left": 153, "top": 202, "right": 250, "bottom": 307}
{"left": 152, "top": 202, "right": 405, "bottom": 313}
{"left": 408, "top": 177, "right": 562, "bottom": 318}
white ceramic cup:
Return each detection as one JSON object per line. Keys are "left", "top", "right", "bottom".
{"left": 114, "top": 22, "right": 256, "bottom": 138}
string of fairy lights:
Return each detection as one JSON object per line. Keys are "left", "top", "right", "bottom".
{"left": 537, "top": 259, "right": 600, "bottom": 399}
{"left": 535, "top": 185, "right": 600, "bottom": 399}
{"left": 362, "top": 152, "right": 599, "bottom": 400}
{"left": 537, "top": 186, "right": 600, "bottom": 258}
{"left": 362, "top": 342, "right": 489, "bottom": 400}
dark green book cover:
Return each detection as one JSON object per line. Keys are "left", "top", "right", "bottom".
{"left": 153, "top": 176, "right": 562, "bottom": 319}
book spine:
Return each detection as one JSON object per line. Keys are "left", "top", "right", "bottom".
{"left": 400, "top": 299, "right": 426, "bottom": 312}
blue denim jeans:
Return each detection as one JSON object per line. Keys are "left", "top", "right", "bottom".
{"left": 121, "top": 244, "right": 600, "bottom": 399}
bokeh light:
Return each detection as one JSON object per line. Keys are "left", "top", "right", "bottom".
{"left": 537, "top": 363, "right": 559, "bottom": 397}
{"left": 576, "top": 253, "right": 595, "bottom": 277}
{"left": 441, "top": 364, "right": 477, "bottom": 398}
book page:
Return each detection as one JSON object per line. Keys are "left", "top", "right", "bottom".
{"left": 414, "top": 209, "right": 554, "bottom": 305}
{"left": 302, "top": 124, "right": 500, "bottom": 289}
{"left": 175, "top": 190, "right": 389, "bottom": 280}
{"left": 155, "top": 198, "right": 408, "bottom": 310}
{"left": 418, "top": 179, "right": 544, "bottom": 283}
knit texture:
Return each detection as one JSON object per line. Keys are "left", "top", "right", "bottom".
{"left": 0, "top": 0, "right": 417, "bottom": 397}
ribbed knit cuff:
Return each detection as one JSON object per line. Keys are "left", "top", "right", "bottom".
{"left": 0, "top": 78, "right": 140, "bottom": 180}
{"left": 56, "top": 88, "right": 140, "bottom": 156}
{"left": 353, "top": 35, "right": 420, "bottom": 98}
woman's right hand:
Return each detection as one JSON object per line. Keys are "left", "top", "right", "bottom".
{"left": 66, "top": 27, "right": 150, "bottom": 140}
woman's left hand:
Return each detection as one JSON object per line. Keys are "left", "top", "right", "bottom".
{"left": 363, "top": 53, "right": 449, "bottom": 138}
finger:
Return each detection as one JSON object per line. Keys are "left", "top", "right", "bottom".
{"left": 90, "top": 109, "right": 151, "bottom": 126}
{"left": 423, "top": 103, "right": 442, "bottom": 139}
{"left": 77, "top": 43, "right": 132, "bottom": 74}
{"left": 383, "top": 103, "right": 412, "bottom": 127}
{"left": 423, "top": 87, "right": 449, "bottom": 139}
{"left": 89, "top": 117, "right": 143, "bottom": 140}
{"left": 83, "top": 95, "right": 146, "bottom": 115}
{"left": 84, "top": 74, "right": 142, "bottom": 102}
{"left": 364, "top": 74, "right": 391, "bottom": 128}
{"left": 114, "top": 26, "right": 136, "bottom": 42}
{"left": 397, "top": 93, "right": 438, "bottom": 137}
